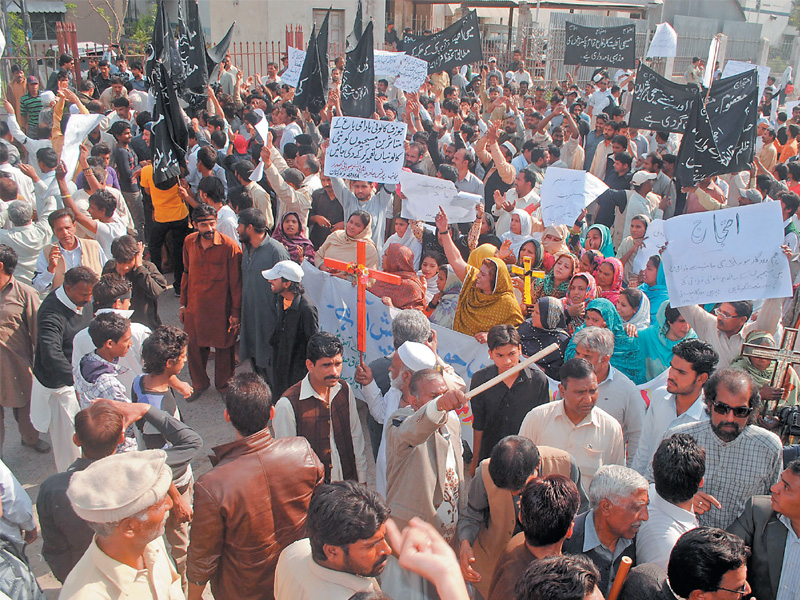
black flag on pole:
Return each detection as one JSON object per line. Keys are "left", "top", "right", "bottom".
{"left": 628, "top": 65, "right": 697, "bottom": 134}
{"left": 677, "top": 69, "right": 759, "bottom": 185}
{"left": 341, "top": 21, "right": 374, "bottom": 118}
{"left": 150, "top": 61, "right": 189, "bottom": 186}
{"left": 295, "top": 8, "right": 330, "bottom": 113}
{"left": 405, "top": 10, "right": 482, "bottom": 75}
{"left": 206, "top": 22, "right": 236, "bottom": 76}
{"left": 146, "top": 0, "right": 183, "bottom": 85}
{"left": 177, "top": 0, "right": 208, "bottom": 90}
{"left": 346, "top": 0, "right": 363, "bottom": 50}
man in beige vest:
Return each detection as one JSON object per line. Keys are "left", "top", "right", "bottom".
{"left": 32, "top": 208, "right": 105, "bottom": 294}
{"left": 458, "top": 436, "right": 588, "bottom": 599}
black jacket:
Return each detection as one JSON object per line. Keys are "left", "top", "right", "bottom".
{"left": 33, "top": 290, "right": 92, "bottom": 388}
{"left": 270, "top": 293, "right": 319, "bottom": 398}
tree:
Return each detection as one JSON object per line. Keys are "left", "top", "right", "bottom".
{"left": 127, "top": 4, "right": 158, "bottom": 46}
{"left": 791, "top": 0, "right": 800, "bottom": 30}
{"left": 85, "top": 0, "right": 130, "bottom": 45}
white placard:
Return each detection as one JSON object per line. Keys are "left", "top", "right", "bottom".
{"left": 374, "top": 50, "right": 406, "bottom": 80}
{"left": 254, "top": 116, "right": 270, "bottom": 145}
{"left": 703, "top": 36, "right": 720, "bottom": 89}
{"left": 721, "top": 60, "right": 770, "bottom": 102}
{"left": 48, "top": 113, "right": 105, "bottom": 196}
{"left": 399, "top": 171, "right": 478, "bottom": 223}
{"left": 394, "top": 54, "right": 429, "bottom": 93}
{"left": 633, "top": 218, "right": 666, "bottom": 273}
{"left": 540, "top": 168, "right": 609, "bottom": 227}
{"left": 662, "top": 202, "right": 792, "bottom": 307}
{"left": 281, "top": 46, "right": 306, "bottom": 88}
{"left": 324, "top": 116, "right": 407, "bottom": 184}
{"left": 646, "top": 23, "right": 678, "bottom": 58}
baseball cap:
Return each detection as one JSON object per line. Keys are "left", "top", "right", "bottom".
{"left": 262, "top": 260, "right": 304, "bottom": 283}
{"left": 27, "top": 76, "right": 38, "bottom": 85}
{"left": 631, "top": 171, "right": 657, "bottom": 186}
{"left": 489, "top": 56, "right": 497, "bottom": 63}
{"left": 233, "top": 134, "right": 248, "bottom": 154}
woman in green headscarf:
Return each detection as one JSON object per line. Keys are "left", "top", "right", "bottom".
{"left": 633, "top": 301, "right": 697, "bottom": 381}
{"left": 584, "top": 224, "right": 615, "bottom": 259}
{"left": 565, "top": 298, "right": 647, "bottom": 384}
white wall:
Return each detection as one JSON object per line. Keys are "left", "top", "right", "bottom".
{"left": 198, "top": 0, "right": 385, "bottom": 67}
{"left": 739, "top": 0, "right": 792, "bottom": 45}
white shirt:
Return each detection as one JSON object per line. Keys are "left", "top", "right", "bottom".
{"left": 777, "top": 513, "right": 800, "bottom": 600}
{"left": 631, "top": 390, "right": 707, "bottom": 475}
{"left": 635, "top": 484, "right": 698, "bottom": 570}
{"left": 0, "top": 221, "right": 51, "bottom": 285}
{"left": 0, "top": 459, "right": 35, "bottom": 544}
{"left": 273, "top": 375, "right": 369, "bottom": 483}
{"left": 361, "top": 381, "right": 403, "bottom": 497}
{"left": 275, "top": 538, "right": 380, "bottom": 600}
{"left": 0, "top": 162, "right": 35, "bottom": 204}
{"left": 280, "top": 122, "right": 303, "bottom": 152}
{"left": 95, "top": 215, "right": 129, "bottom": 257}
{"left": 595, "top": 366, "right": 646, "bottom": 464}
{"left": 519, "top": 400, "right": 625, "bottom": 486}
{"left": 216, "top": 205, "right": 240, "bottom": 248}
{"left": 588, "top": 89, "right": 612, "bottom": 115}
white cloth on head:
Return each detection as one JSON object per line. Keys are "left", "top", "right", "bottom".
{"left": 499, "top": 209, "right": 533, "bottom": 256}
{"left": 624, "top": 293, "right": 651, "bottom": 331}
{"left": 397, "top": 341, "right": 437, "bottom": 372}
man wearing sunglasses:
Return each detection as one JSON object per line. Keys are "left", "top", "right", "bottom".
{"left": 660, "top": 369, "right": 782, "bottom": 530}
{"left": 678, "top": 299, "right": 782, "bottom": 369}
{"left": 728, "top": 458, "right": 800, "bottom": 600}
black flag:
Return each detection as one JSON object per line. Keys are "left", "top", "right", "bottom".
{"left": 346, "top": 0, "right": 363, "bottom": 50}
{"left": 628, "top": 65, "right": 697, "bottom": 133}
{"left": 564, "top": 21, "right": 636, "bottom": 68}
{"left": 177, "top": 0, "right": 208, "bottom": 90}
{"left": 405, "top": 10, "right": 482, "bottom": 75}
{"left": 206, "top": 22, "right": 236, "bottom": 77}
{"left": 677, "top": 69, "right": 759, "bottom": 185}
{"left": 295, "top": 8, "right": 330, "bottom": 113}
{"left": 146, "top": 0, "right": 183, "bottom": 85}
{"left": 150, "top": 62, "right": 189, "bottom": 186}
{"left": 341, "top": 21, "right": 374, "bottom": 118}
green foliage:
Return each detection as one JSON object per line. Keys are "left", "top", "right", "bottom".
{"left": 126, "top": 4, "right": 157, "bottom": 46}
{"left": 4, "top": 14, "right": 30, "bottom": 58}
{"left": 792, "top": 0, "right": 800, "bottom": 30}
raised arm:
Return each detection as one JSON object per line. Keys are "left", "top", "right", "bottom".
{"left": 435, "top": 206, "right": 469, "bottom": 281}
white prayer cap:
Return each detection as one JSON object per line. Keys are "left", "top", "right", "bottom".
{"left": 631, "top": 170, "right": 657, "bottom": 186}
{"left": 69, "top": 103, "right": 81, "bottom": 115}
{"left": 254, "top": 108, "right": 266, "bottom": 120}
{"left": 262, "top": 260, "right": 304, "bottom": 283}
{"left": 397, "top": 341, "right": 437, "bottom": 373}
{"left": 67, "top": 449, "right": 172, "bottom": 524}
{"left": 501, "top": 141, "right": 517, "bottom": 156}
{"left": 40, "top": 90, "right": 56, "bottom": 106}
{"left": 738, "top": 188, "right": 763, "bottom": 204}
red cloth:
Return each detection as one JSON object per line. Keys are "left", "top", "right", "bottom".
{"left": 368, "top": 243, "right": 426, "bottom": 310}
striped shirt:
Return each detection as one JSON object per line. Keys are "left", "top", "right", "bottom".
{"left": 665, "top": 420, "right": 782, "bottom": 529}
{"left": 777, "top": 514, "right": 800, "bottom": 600}
{"left": 19, "top": 93, "right": 42, "bottom": 135}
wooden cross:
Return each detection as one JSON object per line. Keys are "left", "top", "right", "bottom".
{"left": 324, "top": 239, "right": 402, "bottom": 359}
{"left": 509, "top": 255, "right": 546, "bottom": 305}
{"left": 742, "top": 327, "right": 800, "bottom": 410}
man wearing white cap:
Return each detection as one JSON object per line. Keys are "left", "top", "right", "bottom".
{"left": 60, "top": 449, "right": 183, "bottom": 599}
{"left": 262, "top": 259, "right": 319, "bottom": 397}
{"left": 381, "top": 367, "right": 467, "bottom": 600}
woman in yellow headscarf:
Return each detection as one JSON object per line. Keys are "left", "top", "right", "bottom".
{"left": 434, "top": 208, "right": 523, "bottom": 341}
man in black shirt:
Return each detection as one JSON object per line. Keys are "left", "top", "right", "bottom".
{"left": 308, "top": 174, "right": 344, "bottom": 249}
{"left": 469, "top": 325, "right": 549, "bottom": 475}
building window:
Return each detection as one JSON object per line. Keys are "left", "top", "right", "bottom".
{"left": 313, "top": 8, "right": 345, "bottom": 54}
{"left": 29, "top": 12, "right": 63, "bottom": 41}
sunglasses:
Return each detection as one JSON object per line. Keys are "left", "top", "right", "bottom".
{"left": 711, "top": 400, "right": 753, "bottom": 419}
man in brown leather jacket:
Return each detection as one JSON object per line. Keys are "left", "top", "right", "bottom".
{"left": 186, "top": 372, "right": 324, "bottom": 600}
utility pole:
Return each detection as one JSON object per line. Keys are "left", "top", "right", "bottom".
{"left": 0, "top": 0, "right": 10, "bottom": 91}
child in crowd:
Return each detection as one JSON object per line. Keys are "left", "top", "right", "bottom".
{"left": 616, "top": 214, "right": 649, "bottom": 285}
{"left": 419, "top": 250, "right": 445, "bottom": 303}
